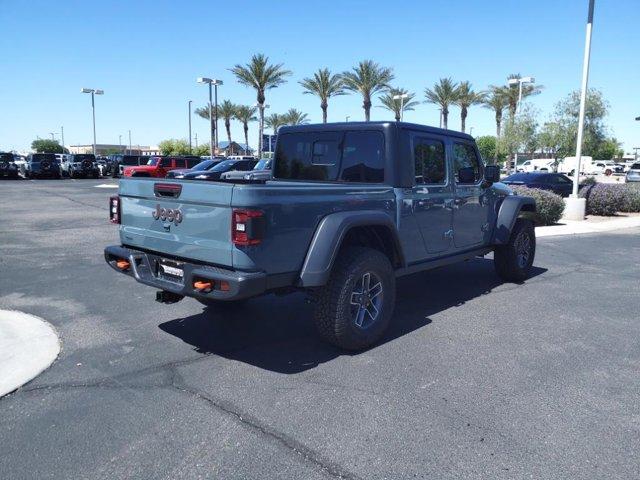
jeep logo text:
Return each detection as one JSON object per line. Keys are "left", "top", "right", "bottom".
{"left": 152, "top": 204, "right": 183, "bottom": 225}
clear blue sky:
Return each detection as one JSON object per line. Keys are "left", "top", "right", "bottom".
{"left": 1, "top": 0, "right": 638, "bottom": 154}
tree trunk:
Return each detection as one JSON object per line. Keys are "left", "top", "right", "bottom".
{"left": 363, "top": 96, "right": 371, "bottom": 122}
{"left": 321, "top": 101, "right": 328, "bottom": 123}
{"left": 395, "top": 108, "right": 400, "bottom": 122}
{"left": 258, "top": 105, "right": 264, "bottom": 157}
{"left": 496, "top": 112, "right": 502, "bottom": 137}
{"left": 226, "top": 119, "right": 232, "bottom": 154}
{"left": 460, "top": 107, "right": 467, "bottom": 132}
{"left": 442, "top": 107, "right": 449, "bottom": 130}
{"left": 244, "top": 124, "right": 249, "bottom": 155}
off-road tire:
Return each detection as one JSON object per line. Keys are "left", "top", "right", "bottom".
{"left": 313, "top": 247, "right": 396, "bottom": 350}
{"left": 494, "top": 219, "right": 536, "bottom": 282}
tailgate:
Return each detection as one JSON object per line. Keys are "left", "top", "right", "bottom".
{"left": 118, "top": 179, "right": 234, "bottom": 267}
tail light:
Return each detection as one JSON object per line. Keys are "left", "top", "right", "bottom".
{"left": 232, "top": 209, "right": 265, "bottom": 246}
{"left": 109, "top": 195, "right": 121, "bottom": 224}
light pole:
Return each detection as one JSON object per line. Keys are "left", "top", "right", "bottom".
{"left": 61, "top": 126, "right": 64, "bottom": 153}
{"left": 49, "top": 132, "right": 57, "bottom": 140}
{"left": 255, "top": 103, "right": 270, "bottom": 155}
{"left": 566, "top": 0, "right": 595, "bottom": 221}
{"left": 469, "top": 127, "right": 474, "bottom": 136}
{"left": 81, "top": 88, "right": 104, "bottom": 156}
{"left": 392, "top": 93, "right": 409, "bottom": 122}
{"left": 197, "top": 77, "right": 223, "bottom": 157}
{"left": 188, "top": 100, "right": 193, "bottom": 153}
{"left": 118, "top": 135, "right": 122, "bottom": 153}
{"left": 507, "top": 76, "right": 535, "bottom": 172}
{"left": 346, "top": 116, "right": 350, "bottom": 122}
{"left": 128, "top": 130, "right": 132, "bottom": 155}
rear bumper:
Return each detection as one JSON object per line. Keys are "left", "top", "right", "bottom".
{"left": 104, "top": 245, "right": 267, "bottom": 301}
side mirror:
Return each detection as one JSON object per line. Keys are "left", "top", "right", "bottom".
{"left": 457, "top": 166, "right": 476, "bottom": 183}
{"left": 484, "top": 165, "right": 501, "bottom": 184}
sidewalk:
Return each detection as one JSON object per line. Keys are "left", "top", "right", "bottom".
{"left": 537, "top": 213, "right": 640, "bottom": 237}
{"left": 0, "top": 310, "right": 60, "bottom": 397}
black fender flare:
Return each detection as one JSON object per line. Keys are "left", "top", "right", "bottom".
{"left": 492, "top": 195, "right": 536, "bottom": 245}
{"left": 298, "top": 210, "right": 403, "bottom": 287}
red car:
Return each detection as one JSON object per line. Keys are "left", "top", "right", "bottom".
{"left": 123, "top": 156, "right": 202, "bottom": 178}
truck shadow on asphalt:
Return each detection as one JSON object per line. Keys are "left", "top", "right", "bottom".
{"left": 158, "top": 258, "right": 547, "bottom": 374}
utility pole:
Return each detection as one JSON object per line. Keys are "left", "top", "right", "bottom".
{"left": 188, "top": 100, "right": 193, "bottom": 153}
{"left": 195, "top": 133, "right": 198, "bottom": 149}
{"left": 61, "top": 126, "right": 65, "bottom": 153}
{"left": 128, "top": 130, "right": 132, "bottom": 155}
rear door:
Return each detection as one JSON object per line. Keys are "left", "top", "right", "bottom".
{"left": 118, "top": 180, "right": 235, "bottom": 266}
{"left": 410, "top": 133, "right": 454, "bottom": 256}
{"left": 451, "top": 141, "right": 491, "bottom": 249}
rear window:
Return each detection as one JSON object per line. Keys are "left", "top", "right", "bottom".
{"left": 31, "top": 154, "right": 56, "bottom": 162}
{"left": 0, "top": 153, "right": 13, "bottom": 161}
{"left": 274, "top": 131, "right": 384, "bottom": 182}
{"left": 73, "top": 154, "right": 95, "bottom": 162}
{"left": 122, "top": 156, "right": 140, "bottom": 165}
{"left": 631, "top": 163, "right": 640, "bottom": 170}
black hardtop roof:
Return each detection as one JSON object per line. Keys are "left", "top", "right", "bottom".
{"left": 278, "top": 121, "right": 474, "bottom": 141}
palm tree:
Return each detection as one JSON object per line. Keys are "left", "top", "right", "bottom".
{"left": 483, "top": 87, "right": 508, "bottom": 137}
{"left": 454, "top": 81, "right": 486, "bottom": 133}
{"left": 299, "top": 68, "right": 345, "bottom": 123}
{"left": 216, "top": 100, "right": 237, "bottom": 153}
{"left": 503, "top": 74, "right": 542, "bottom": 117}
{"left": 234, "top": 105, "right": 257, "bottom": 155}
{"left": 230, "top": 53, "right": 291, "bottom": 156}
{"left": 265, "top": 113, "right": 286, "bottom": 135}
{"left": 424, "top": 77, "right": 459, "bottom": 130}
{"left": 341, "top": 60, "right": 394, "bottom": 121}
{"left": 378, "top": 87, "right": 419, "bottom": 122}
{"left": 283, "top": 108, "right": 309, "bottom": 125}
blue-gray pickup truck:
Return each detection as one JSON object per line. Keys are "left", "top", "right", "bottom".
{"left": 105, "top": 122, "right": 536, "bottom": 350}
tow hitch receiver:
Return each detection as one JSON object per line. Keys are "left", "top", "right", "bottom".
{"left": 155, "top": 290, "right": 184, "bottom": 304}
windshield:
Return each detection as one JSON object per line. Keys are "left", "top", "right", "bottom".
{"left": 31, "top": 154, "right": 56, "bottom": 162}
{"left": 146, "top": 158, "right": 160, "bottom": 166}
{"left": 192, "top": 160, "right": 216, "bottom": 171}
{"left": 503, "top": 173, "right": 543, "bottom": 182}
{"left": 211, "top": 160, "right": 238, "bottom": 172}
{"left": 74, "top": 154, "right": 95, "bottom": 162}
{"left": 254, "top": 159, "right": 271, "bottom": 170}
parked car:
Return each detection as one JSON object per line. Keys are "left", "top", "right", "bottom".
{"left": 26, "top": 153, "right": 61, "bottom": 179}
{"left": 587, "top": 160, "right": 623, "bottom": 176}
{"left": 110, "top": 154, "right": 144, "bottom": 178}
{"left": 13, "top": 154, "right": 28, "bottom": 177}
{"left": 0, "top": 152, "right": 20, "bottom": 178}
{"left": 105, "top": 121, "right": 537, "bottom": 350}
{"left": 67, "top": 154, "right": 100, "bottom": 178}
{"left": 558, "top": 156, "right": 593, "bottom": 175}
{"left": 166, "top": 158, "right": 225, "bottom": 179}
{"left": 626, "top": 163, "right": 640, "bottom": 183}
{"left": 183, "top": 159, "right": 258, "bottom": 180}
{"left": 123, "top": 156, "right": 202, "bottom": 178}
{"left": 517, "top": 158, "right": 556, "bottom": 173}
{"left": 220, "top": 158, "right": 272, "bottom": 181}
{"left": 502, "top": 172, "right": 574, "bottom": 197}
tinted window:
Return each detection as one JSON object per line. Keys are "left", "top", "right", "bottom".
{"left": 0, "top": 153, "right": 13, "bottom": 161}
{"left": 274, "top": 133, "right": 341, "bottom": 181}
{"left": 548, "top": 174, "right": 571, "bottom": 184}
{"left": 73, "top": 154, "right": 95, "bottom": 162}
{"left": 414, "top": 138, "right": 446, "bottom": 184}
{"left": 31, "top": 154, "right": 56, "bottom": 162}
{"left": 274, "top": 131, "right": 383, "bottom": 182}
{"left": 122, "top": 156, "right": 140, "bottom": 165}
{"left": 453, "top": 143, "right": 482, "bottom": 183}
{"left": 186, "top": 158, "right": 201, "bottom": 168}
{"left": 160, "top": 158, "right": 172, "bottom": 167}
{"left": 339, "top": 131, "right": 384, "bottom": 183}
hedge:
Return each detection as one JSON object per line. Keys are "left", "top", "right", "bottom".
{"left": 510, "top": 185, "right": 565, "bottom": 225}
{"left": 579, "top": 183, "right": 640, "bottom": 216}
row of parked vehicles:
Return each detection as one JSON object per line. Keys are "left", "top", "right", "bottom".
{"left": 0, "top": 152, "right": 274, "bottom": 182}
{"left": 516, "top": 156, "right": 638, "bottom": 177}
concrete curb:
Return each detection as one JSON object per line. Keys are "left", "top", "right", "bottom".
{"left": 536, "top": 216, "right": 640, "bottom": 237}
{"left": 0, "top": 310, "right": 61, "bottom": 397}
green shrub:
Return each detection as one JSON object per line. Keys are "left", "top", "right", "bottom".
{"left": 510, "top": 185, "right": 565, "bottom": 225}
{"left": 620, "top": 184, "right": 640, "bottom": 213}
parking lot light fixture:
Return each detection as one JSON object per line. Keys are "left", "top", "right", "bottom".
{"left": 197, "top": 77, "right": 223, "bottom": 156}
{"left": 81, "top": 87, "right": 104, "bottom": 156}
{"left": 392, "top": 93, "right": 409, "bottom": 121}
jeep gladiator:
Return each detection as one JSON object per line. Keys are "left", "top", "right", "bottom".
{"left": 105, "top": 122, "right": 536, "bottom": 350}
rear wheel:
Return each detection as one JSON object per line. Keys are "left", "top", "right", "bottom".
{"left": 313, "top": 247, "right": 395, "bottom": 350}
{"left": 494, "top": 219, "right": 536, "bottom": 282}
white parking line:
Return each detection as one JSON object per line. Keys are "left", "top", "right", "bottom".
{"left": 94, "top": 184, "right": 118, "bottom": 188}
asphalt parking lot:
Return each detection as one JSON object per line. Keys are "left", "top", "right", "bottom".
{"left": 1, "top": 178, "right": 639, "bottom": 479}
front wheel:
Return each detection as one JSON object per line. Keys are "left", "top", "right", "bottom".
{"left": 313, "top": 247, "right": 396, "bottom": 350}
{"left": 494, "top": 219, "right": 536, "bottom": 282}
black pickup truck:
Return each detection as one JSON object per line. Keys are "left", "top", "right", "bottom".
{"left": 106, "top": 122, "right": 536, "bottom": 350}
